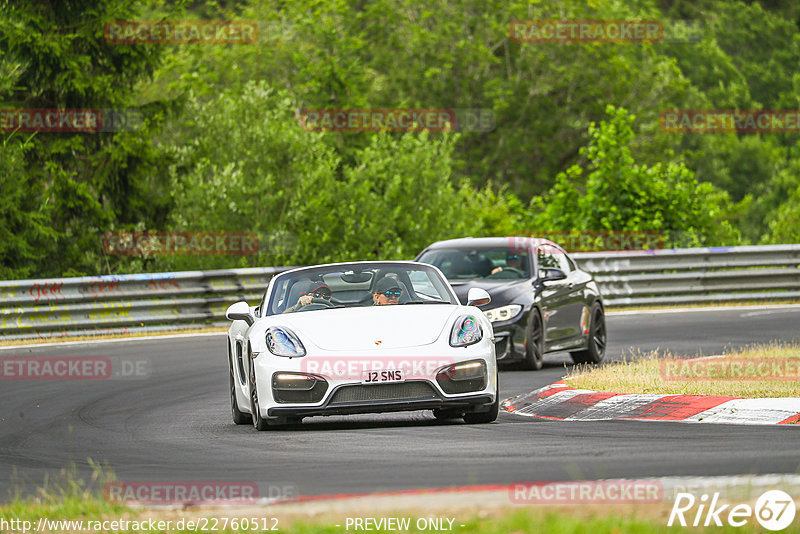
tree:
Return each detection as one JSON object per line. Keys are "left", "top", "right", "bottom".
{"left": 763, "top": 184, "right": 800, "bottom": 243}
{"left": 528, "top": 106, "right": 739, "bottom": 246}
{"left": 157, "top": 81, "right": 488, "bottom": 270}
{"left": 0, "top": 135, "right": 56, "bottom": 279}
{"left": 0, "top": 0, "right": 168, "bottom": 278}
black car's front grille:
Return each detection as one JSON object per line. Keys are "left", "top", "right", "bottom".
{"left": 328, "top": 381, "right": 438, "bottom": 404}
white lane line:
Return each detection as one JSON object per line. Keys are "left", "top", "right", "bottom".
{"left": 0, "top": 331, "right": 226, "bottom": 350}
{"left": 740, "top": 309, "right": 800, "bottom": 317}
{"left": 607, "top": 304, "right": 800, "bottom": 316}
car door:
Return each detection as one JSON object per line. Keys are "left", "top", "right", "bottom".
{"left": 550, "top": 244, "right": 588, "bottom": 345}
{"left": 536, "top": 244, "right": 574, "bottom": 347}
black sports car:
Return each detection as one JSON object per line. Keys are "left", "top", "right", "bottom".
{"left": 415, "top": 237, "right": 606, "bottom": 370}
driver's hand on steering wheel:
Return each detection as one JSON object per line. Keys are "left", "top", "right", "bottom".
{"left": 297, "top": 294, "right": 314, "bottom": 307}
{"left": 491, "top": 266, "right": 503, "bottom": 275}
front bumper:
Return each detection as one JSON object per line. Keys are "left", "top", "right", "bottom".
{"left": 492, "top": 321, "right": 527, "bottom": 362}
{"left": 242, "top": 324, "right": 498, "bottom": 421}
{"left": 268, "top": 380, "right": 494, "bottom": 417}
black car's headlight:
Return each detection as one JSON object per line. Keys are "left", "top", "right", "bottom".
{"left": 449, "top": 315, "right": 483, "bottom": 347}
{"left": 265, "top": 327, "right": 306, "bottom": 357}
{"left": 483, "top": 304, "right": 522, "bottom": 323}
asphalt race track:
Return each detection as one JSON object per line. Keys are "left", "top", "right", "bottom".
{"left": 1, "top": 306, "right": 799, "bottom": 500}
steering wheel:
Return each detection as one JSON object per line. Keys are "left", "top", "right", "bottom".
{"left": 299, "top": 297, "right": 335, "bottom": 311}
{"left": 487, "top": 267, "right": 524, "bottom": 278}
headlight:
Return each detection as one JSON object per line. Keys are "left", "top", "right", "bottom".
{"left": 436, "top": 360, "right": 488, "bottom": 394}
{"left": 484, "top": 304, "right": 522, "bottom": 323}
{"left": 265, "top": 327, "right": 306, "bottom": 357}
{"left": 450, "top": 315, "right": 483, "bottom": 347}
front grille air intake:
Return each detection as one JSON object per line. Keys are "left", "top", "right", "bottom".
{"left": 329, "top": 381, "right": 438, "bottom": 404}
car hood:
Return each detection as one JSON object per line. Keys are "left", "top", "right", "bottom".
{"left": 274, "top": 305, "right": 461, "bottom": 351}
{"left": 448, "top": 279, "right": 530, "bottom": 308}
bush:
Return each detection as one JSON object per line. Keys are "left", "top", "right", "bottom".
{"left": 527, "top": 106, "right": 740, "bottom": 247}
{"left": 156, "top": 81, "right": 498, "bottom": 270}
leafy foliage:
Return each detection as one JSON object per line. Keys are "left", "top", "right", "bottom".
{"left": 529, "top": 106, "right": 739, "bottom": 246}
{"left": 3, "top": 0, "right": 800, "bottom": 279}
{"left": 151, "top": 82, "right": 488, "bottom": 270}
{"left": 0, "top": 0, "right": 169, "bottom": 277}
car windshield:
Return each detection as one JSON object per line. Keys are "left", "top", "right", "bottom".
{"left": 264, "top": 262, "right": 457, "bottom": 315}
{"left": 417, "top": 247, "right": 531, "bottom": 280}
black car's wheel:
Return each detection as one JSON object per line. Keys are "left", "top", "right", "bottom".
{"left": 249, "top": 356, "right": 269, "bottom": 431}
{"left": 522, "top": 309, "right": 544, "bottom": 370}
{"left": 230, "top": 356, "right": 251, "bottom": 425}
{"left": 463, "top": 368, "right": 499, "bottom": 424}
{"left": 570, "top": 302, "right": 606, "bottom": 364}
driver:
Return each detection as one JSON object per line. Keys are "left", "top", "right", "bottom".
{"left": 491, "top": 252, "right": 523, "bottom": 275}
{"left": 284, "top": 281, "right": 332, "bottom": 313}
{"left": 372, "top": 277, "right": 403, "bottom": 306}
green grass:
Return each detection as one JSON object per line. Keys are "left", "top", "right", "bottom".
{"left": 567, "top": 342, "right": 800, "bottom": 398}
{"left": 0, "top": 469, "right": 782, "bottom": 534}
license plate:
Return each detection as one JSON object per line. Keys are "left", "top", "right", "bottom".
{"left": 361, "top": 369, "right": 404, "bottom": 384}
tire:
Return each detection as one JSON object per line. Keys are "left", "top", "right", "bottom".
{"left": 463, "top": 368, "right": 499, "bottom": 424}
{"left": 249, "top": 356, "right": 269, "bottom": 431}
{"left": 230, "top": 357, "right": 252, "bottom": 425}
{"left": 570, "top": 302, "right": 606, "bottom": 364}
{"left": 522, "top": 309, "right": 544, "bottom": 370}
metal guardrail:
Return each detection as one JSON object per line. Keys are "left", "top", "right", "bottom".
{"left": 1, "top": 244, "right": 799, "bottom": 340}
{"left": 0, "top": 267, "right": 292, "bottom": 340}
{"left": 572, "top": 244, "right": 800, "bottom": 306}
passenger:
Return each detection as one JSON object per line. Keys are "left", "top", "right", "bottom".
{"left": 372, "top": 277, "right": 403, "bottom": 306}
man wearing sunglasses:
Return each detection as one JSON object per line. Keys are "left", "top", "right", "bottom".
{"left": 372, "top": 277, "right": 403, "bottom": 306}
{"left": 285, "top": 281, "right": 332, "bottom": 313}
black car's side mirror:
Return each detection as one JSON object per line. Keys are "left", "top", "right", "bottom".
{"left": 536, "top": 268, "right": 567, "bottom": 283}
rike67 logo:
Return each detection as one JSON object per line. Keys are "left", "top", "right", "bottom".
{"left": 668, "top": 490, "right": 796, "bottom": 531}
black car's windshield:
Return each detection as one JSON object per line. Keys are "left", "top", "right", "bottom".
{"left": 265, "top": 262, "right": 457, "bottom": 315}
{"left": 417, "top": 247, "right": 531, "bottom": 280}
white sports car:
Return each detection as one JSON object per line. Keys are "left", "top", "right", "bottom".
{"left": 225, "top": 261, "right": 498, "bottom": 430}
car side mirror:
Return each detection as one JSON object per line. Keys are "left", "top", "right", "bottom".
{"left": 537, "top": 268, "right": 567, "bottom": 283}
{"left": 226, "top": 301, "right": 254, "bottom": 326}
{"left": 467, "top": 287, "right": 491, "bottom": 307}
